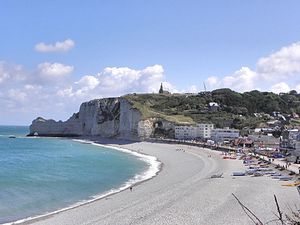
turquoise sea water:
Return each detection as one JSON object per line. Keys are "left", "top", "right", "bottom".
{"left": 0, "top": 126, "right": 150, "bottom": 224}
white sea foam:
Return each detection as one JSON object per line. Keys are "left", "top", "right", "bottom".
{"left": 3, "top": 139, "right": 161, "bottom": 225}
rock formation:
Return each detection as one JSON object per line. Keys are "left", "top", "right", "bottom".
{"left": 29, "top": 97, "right": 174, "bottom": 140}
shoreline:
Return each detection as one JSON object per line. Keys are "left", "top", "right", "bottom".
{"left": 10, "top": 139, "right": 300, "bottom": 225}
{"left": 4, "top": 138, "right": 162, "bottom": 225}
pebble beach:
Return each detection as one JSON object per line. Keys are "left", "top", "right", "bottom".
{"left": 25, "top": 141, "right": 300, "bottom": 225}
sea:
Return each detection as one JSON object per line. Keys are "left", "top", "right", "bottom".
{"left": 0, "top": 126, "right": 159, "bottom": 224}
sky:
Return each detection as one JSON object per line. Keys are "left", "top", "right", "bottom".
{"left": 1, "top": 0, "right": 300, "bottom": 125}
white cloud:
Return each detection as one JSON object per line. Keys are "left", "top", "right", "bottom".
{"left": 206, "top": 76, "right": 219, "bottom": 87}
{"left": 56, "top": 87, "right": 73, "bottom": 98}
{"left": 35, "top": 39, "right": 75, "bottom": 53}
{"left": 8, "top": 89, "right": 27, "bottom": 103}
{"left": 75, "top": 75, "right": 100, "bottom": 90}
{"left": 206, "top": 67, "right": 257, "bottom": 92}
{"left": 0, "top": 62, "right": 178, "bottom": 124}
{"left": 187, "top": 85, "right": 198, "bottom": 93}
{"left": 224, "top": 67, "right": 257, "bottom": 91}
{"left": 62, "top": 64, "right": 176, "bottom": 99}
{"left": 0, "top": 64, "right": 9, "bottom": 83}
{"left": 0, "top": 61, "right": 77, "bottom": 123}
{"left": 271, "top": 82, "right": 290, "bottom": 93}
{"left": 257, "top": 42, "right": 300, "bottom": 80}
{"left": 0, "top": 61, "right": 26, "bottom": 85}
{"left": 206, "top": 41, "right": 300, "bottom": 93}
{"left": 5, "top": 41, "right": 300, "bottom": 124}
{"left": 97, "top": 64, "right": 165, "bottom": 93}
{"left": 36, "top": 62, "right": 74, "bottom": 81}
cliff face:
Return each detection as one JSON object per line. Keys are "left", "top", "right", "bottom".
{"left": 29, "top": 97, "right": 162, "bottom": 140}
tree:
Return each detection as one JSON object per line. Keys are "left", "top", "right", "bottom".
{"left": 289, "top": 90, "right": 297, "bottom": 95}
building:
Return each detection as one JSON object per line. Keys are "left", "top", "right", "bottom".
{"left": 208, "top": 102, "right": 220, "bottom": 112}
{"left": 233, "top": 137, "right": 254, "bottom": 148}
{"left": 174, "top": 125, "right": 198, "bottom": 140}
{"left": 280, "top": 129, "right": 300, "bottom": 149}
{"left": 249, "top": 134, "right": 279, "bottom": 148}
{"left": 211, "top": 128, "right": 239, "bottom": 142}
{"left": 175, "top": 123, "right": 214, "bottom": 140}
{"left": 280, "top": 129, "right": 300, "bottom": 163}
{"left": 158, "top": 83, "right": 170, "bottom": 95}
{"left": 197, "top": 123, "right": 214, "bottom": 139}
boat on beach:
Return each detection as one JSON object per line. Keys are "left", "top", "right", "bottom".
{"left": 232, "top": 172, "right": 246, "bottom": 176}
{"left": 279, "top": 176, "right": 293, "bottom": 181}
{"left": 282, "top": 181, "right": 300, "bottom": 187}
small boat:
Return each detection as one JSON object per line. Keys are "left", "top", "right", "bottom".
{"left": 9, "top": 136, "right": 16, "bottom": 138}
{"left": 253, "top": 172, "right": 264, "bottom": 177}
{"left": 211, "top": 173, "right": 223, "bottom": 178}
{"left": 264, "top": 171, "right": 276, "bottom": 175}
{"left": 282, "top": 181, "right": 300, "bottom": 187}
{"left": 232, "top": 172, "right": 246, "bottom": 176}
{"left": 279, "top": 176, "right": 293, "bottom": 181}
{"left": 271, "top": 173, "right": 282, "bottom": 177}
{"left": 271, "top": 173, "right": 282, "bottom": 179}
{"left": 223, "top": 156, "right": 237, "bottom": 160}
{"left": 245, "top": 169, "right": 257, "bottom": 175}
{"left": 258, "top": 168, "right": 273, "bottom": 172}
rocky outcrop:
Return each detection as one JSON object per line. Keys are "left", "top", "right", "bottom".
{"left": 29, "top": 97, "right": 174, "bottom": 140}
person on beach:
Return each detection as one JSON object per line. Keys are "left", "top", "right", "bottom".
{"left": 130, "top": 187, "right": 133, "bottom": 192}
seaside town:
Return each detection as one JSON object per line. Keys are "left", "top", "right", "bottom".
{"left": 23, "top": 82, "right": 300, "bottom": 224}
{"left": 155, "top": 84, "right": 300, "bottom": 181}
{"left": 2, "top": 1, "right": 300, "bottom": 225}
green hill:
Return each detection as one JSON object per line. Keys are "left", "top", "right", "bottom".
{"left": 124, "top": 89, "right": 300, "bottom": 129}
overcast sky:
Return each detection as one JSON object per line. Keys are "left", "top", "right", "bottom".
{"left": 1, "top": 0, "right": 300, "bottom": 125}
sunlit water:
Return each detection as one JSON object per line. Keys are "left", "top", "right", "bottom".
{"left": 0, "top": 126, "right": 149, "bottom": 223}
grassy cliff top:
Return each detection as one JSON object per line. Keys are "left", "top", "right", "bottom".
{"left": 124, "top": 94, "right": 196, "bottom": 124}
{"left": 123, "top": 89, "right": 300, "bottom": 129}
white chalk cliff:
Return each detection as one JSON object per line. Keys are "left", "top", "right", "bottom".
{"left": 29, "top": 97, "right": 159, "bottom": 140}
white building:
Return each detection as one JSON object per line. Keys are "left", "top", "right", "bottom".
{"left": 211, "top": 128, "right": 239, "bottom": 142}
{"left": 175, "top": 123, "right": 214, "bottom": 140}
{"left": 174, "top": 125, "right": 197, "bottom": 140}
{"left": 197, "top": 124, "right": 214, "bottom": 139}
{"left": 280, "top": 129, "right": 300, "bottom": 163}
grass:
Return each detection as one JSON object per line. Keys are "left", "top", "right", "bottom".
{"left": 123, "top": 93, "right": 267, "bottom": 128}
{"left": 124, "top": 94, "right": 195, "bottom": 124}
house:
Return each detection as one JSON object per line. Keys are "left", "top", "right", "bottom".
{"left": 208, "top": 102, "right": 220, "bottom": 111}
{"left": 280, "top": 129, "right": 300, "bottom": 163}
{"left": 210, "top": 128, "right": 239, "bottom": 142}
{"left": 254, "top": 128, "right": 262, "bottom": 133}
{"left": 233, "top": 137, "right": 254, "bottom": 148}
